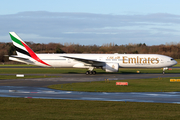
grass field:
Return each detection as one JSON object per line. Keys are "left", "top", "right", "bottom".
{"left": 49, "top": 77, "right": 180, "bottom": 92}
{"left": 1, "top": 64, "right": 180, "bottom": 119}
{"left": 0, "top": 97, "right": 180, "bottom": 120}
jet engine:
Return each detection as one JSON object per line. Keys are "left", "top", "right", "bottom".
{"left": 102, "top": 63, "right": 119, "bottom": 72}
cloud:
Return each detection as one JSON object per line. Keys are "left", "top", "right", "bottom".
{"left": 1, "top": 11, "right": 180, "bottom": 45}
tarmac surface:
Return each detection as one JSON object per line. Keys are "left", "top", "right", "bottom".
{"left": 1, "top": 73, "right": 180, "bottom": 103}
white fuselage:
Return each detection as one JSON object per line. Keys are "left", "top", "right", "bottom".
{"left": 20, "top": 54, "right": 177, "bottom": 68}
{"left": 8, "top": 32, "right": 177, "bottom": 73}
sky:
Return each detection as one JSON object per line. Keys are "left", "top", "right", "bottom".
{"left": 1, "top": 0, "right": 180, "bottom": 46}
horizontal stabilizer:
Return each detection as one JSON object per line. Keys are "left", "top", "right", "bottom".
{"left": 10, "top": 55, "right": 30, "bottom": 60}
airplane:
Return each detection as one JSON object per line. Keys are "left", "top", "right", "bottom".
{"left": 8, "top": 32, "right": 177, "bottom": 75}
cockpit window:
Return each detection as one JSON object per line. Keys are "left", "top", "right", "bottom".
{"left": 171, "top": 59, "right": 174, "bottom": 61}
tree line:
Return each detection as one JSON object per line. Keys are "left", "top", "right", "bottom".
{"left": 0, "top": 42, "right": 180, "bottom": 64}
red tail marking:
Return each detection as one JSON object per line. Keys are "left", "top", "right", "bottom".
{"left": 21, "top": 42, "right": 51, "bottom": 66}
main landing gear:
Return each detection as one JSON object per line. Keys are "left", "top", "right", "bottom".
{"left": 86, "top": 67, "right": 96, "bottom": 75}
{"left": 86, "top": 71, "right": 96, "bottom": 75}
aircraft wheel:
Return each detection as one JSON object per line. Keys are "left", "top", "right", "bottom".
{"left": 86, "top": 71, "right": 90, "bottom": 75}
{"left": 86, "top": 71, "right": 96, "bottom": 75}
{"left": 163, "top": 71, "right": 165, "bottom": 75}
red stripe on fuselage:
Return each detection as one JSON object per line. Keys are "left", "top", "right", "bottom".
{"left": 21, "top": 42, "right": 51, "bottom": 66}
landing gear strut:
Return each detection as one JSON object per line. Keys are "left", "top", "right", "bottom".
{"left": 162, "top": 67, "right": 169, "bottom": 75}
{"left": 86, "top": 67, "right": 96, "bottom": 75}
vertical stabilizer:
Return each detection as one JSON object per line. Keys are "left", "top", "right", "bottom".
{"left": 9, "top": 32, "right": 32, "bottom": 57}
{"left": 9, "top": 32, "right": 50, "bottom": 66}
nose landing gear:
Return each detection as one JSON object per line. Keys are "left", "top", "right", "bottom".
{"left": 162, "top": 67, "right": 172, "bottom": 74}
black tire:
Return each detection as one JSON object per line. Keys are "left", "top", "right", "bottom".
{"left": 163, "top": 71, "right": 165, "bottom": 75}
{"left": 93, "top": 71, "right": 96, "bottom": 75}
{"left": 86, "top": 71, "right": 89, "bottom": 75}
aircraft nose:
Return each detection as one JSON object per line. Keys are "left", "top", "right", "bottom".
{"left": 173, "top": 60, "right": 177, "bottom": 65}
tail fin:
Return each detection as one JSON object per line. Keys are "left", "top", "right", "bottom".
{"left": 9, "top": 32, "right": 33, "bottom": 57}
{"left": 9, "top": 32, "right": 50, "bottom": 66}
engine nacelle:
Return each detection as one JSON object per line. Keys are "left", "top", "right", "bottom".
{"left": 103, "top": 63, "right": 119, "bottom": 72}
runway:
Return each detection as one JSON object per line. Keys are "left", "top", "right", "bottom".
{"left": 1, "top": 73, "right": 180, "bottom": 103}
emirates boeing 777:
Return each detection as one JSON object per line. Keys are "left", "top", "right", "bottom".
{"left": 9, "top": 32, "right": 177, "bottom": 75}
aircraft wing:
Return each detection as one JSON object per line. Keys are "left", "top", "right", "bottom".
{"left": 61, "top": 56, "right": 105, "bottom": 67}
